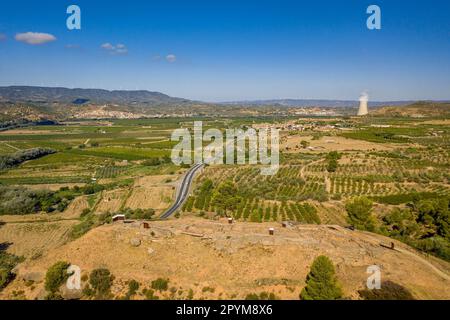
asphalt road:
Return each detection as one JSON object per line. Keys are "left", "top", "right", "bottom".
{"left": 160, "top": 163, "right": 204, "bottom": 219}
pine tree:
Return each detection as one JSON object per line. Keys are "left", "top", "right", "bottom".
{"left": 346, "top": 196, "right": 376, "bottom": 231}
{"left": 300, "top": 255, "right": 343, "bottom": 300}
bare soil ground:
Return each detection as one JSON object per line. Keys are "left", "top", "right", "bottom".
{"left": 283, "top": 136, "right": 396, "bottom": 153}
{"left": 0, "top": 129, "right": 60, "bottom": 135}
{"left": 125, "top": 186, "right": 174, "bottom": 212}
{"left": 125, "top": 175, "right": 177, "bottom": 213}
{"left": 95, "top": 189, "right": 129, "bottom": 213}
{"left": 62, "top": 196, "right": 90, "bottom": 219}
{"left": 0, "top": 220, "right": 76, "bottom": 259}
{"left": 4, "top": 217, "right": 449, "bottom": 300}
{"left": 418, "top": 119, "right": 450, "bottom": 125}
{"left": 21, "top": 183, "right": 86, "bottom": 192}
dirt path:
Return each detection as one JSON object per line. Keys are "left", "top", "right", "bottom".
{"left": 300, "top": 158, "right": 323, "bottom": 179}
{"left": 353, "top": 229, "right": 450, "bottom": 281}
{"left": 324, "top": 176, "right": 331, "bottom": 193}
{"left": 1, "top": 141, "right": 21, "bottom": 151}
{"left": 395, "top": 247, "right": 450, "bottom": 281}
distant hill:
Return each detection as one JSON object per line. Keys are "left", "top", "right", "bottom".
{"left": 373, "top": 101, "right": 450, "bottom": 117}
{"left": 220, "top": 99, "right": 418, "bottom": 108}
{"left": 0, "top": 86, "right": 192, "bottom": 105}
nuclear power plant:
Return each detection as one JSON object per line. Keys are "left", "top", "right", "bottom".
{"left": 357, "top": 94, "right": 369, "bottom": 116}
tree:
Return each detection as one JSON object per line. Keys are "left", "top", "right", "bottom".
{"left": 326, "top": 151, "right": 342, "bottom": 161}
{"left": 45, "top": 261, "right": 71, "bottom": 293}
{"left": 300, "top": 140, "right": 310, "bottom": 149}
{"left": 300, "top": 255, "right": 343, "bottom": 300}
{"left": 326, "top": 151, "right": 341, "bottom": 173}
{"left": 326, "top": 158, "right": 338, "bottom": 173}
{"left": 211, "top": 180, "right": 242, "bottom": 216}
{"left": 346, "top": 196, "right": 376, "bottom": 231}
{"left": 89, "top": 268, "right": 114, "bottom": 299}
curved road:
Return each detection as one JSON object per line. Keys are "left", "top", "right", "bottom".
{"left": 160, "top": 163, "right": 204, "bottom": 219}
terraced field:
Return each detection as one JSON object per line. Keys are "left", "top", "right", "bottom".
{"left": 0, "top": 115, "right": 448, "bottom": 301}
{"left": 0, "top": 219, "right": 76, "bottom": 258}
{"left": 182, "top": 119, "right": 449, "bottom": 227}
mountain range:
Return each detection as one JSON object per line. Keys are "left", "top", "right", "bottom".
{"left": 2, "top": 86, "right": 448, "bottom": 108}
{"left": 0, "top": 86, "right": 191, "bottom": 105}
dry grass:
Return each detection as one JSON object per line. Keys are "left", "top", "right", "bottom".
{"left": 6, "top": 218, "right": 450, "bottom": 300}
{"left": 95, "top": 189, "right": 128, "bottom": 213}
{"left": 283, "top": 136, "right": 395, "bottom": 153}
{"left": 0, "top": 220, "right": 75, "bottom": 258}
{"left": 125, "top": 186, "right": 174, "bottom": 212}
{"left": 123, "top": 175, "right": 177, "bottom": 213}
{"left": 62, "top": 196, "right": 90, "bottom": 219}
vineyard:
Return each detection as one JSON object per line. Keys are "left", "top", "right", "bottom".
{"left": 183, "top": 144, "right": 449, "bottom": 223}
{"left": 95, "top": 166, "right": 126, "bottom": 179}
{"left": 182, "top": 163, "right": 323, "bottom": 223}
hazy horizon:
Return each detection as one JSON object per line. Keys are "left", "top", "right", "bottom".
{"left": 2, "top": 84, "right": 450, "bottom": 104}
{"left": 1, "top": 1, "right": 450, "bottom": 101}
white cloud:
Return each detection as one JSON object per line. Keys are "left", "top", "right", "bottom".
{"left": 101, "top": 42, "right": 128, "bottom": 55}
{"left": 15, "top": 32, "right": 56, "bottom": 45}
{"left": 166, "top": 54, "right": 176, "bottom": 63}
{"left": 101, "top": 42, "right": 114, "bottom": 50}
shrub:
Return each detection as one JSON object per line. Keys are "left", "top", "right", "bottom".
{"left": 0, "top": 184, "right": 84, "bottom": 216}
{"left": 300, "top": 140, "right": 310, "bottom": 148}
{"left": 372, "top": 192, "right": 439, "bottom": 205}
{"left": 202, "top": 286, "right": 215, "bottom": 293}
{"left": 358, "top": 281, "right": 415, "bottom": 300}
{"left": 89, "top": 268, "right": 114, "bottom": 299}
{"left": 186, "top": 288, "right": 194, "bottom": 300}
{"left": 45, "top": 261, "right": 71, "bottom": 293}
{"left": 70, "top": 214, "right": 95, "bottom": 239}
{"left": 379, "top": 196, "right": 450, "bottom": 262}
{"left": 82, "top": 284, "right": 94, "bottom": 297}
{"left": 300, "top": 255, "right": 343, "bottom": 300}
{"left": 128, "top": 280, "right": 140, "bottom": 296}
{"left": 0, "top": 249, "right": 22, "bottom": 290}
{"left": 143, "top": 288, "right": 159, "bottom": 300}
{"left": 44, "top": 292, "right": 64, "bottom": 300}
{"left": 81, "top": 208, "right": 91, "bottom": 217}
{"left": 245, "top": 292, "right": 278, "bottom": 300}
{"left": 0, "top": 268, "right": 12, "bottom": 289}
{"left": 151, "top": 278, "right": 169, "bottom": 291}
{"left": 245, "top": 293, "right": 260, "bottom": 300}
{"left": 0, "top": 148, "right": 56, "bottom": 170}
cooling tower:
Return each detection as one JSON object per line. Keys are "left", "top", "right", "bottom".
{"left": 357, "top": 94, "right": 369, "bottom": 116}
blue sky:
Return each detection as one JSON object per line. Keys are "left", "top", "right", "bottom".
{"left": 0, "top": 0, "right": 449, "bottom": 101}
